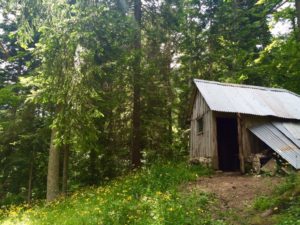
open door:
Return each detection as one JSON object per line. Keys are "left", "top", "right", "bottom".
{"left": 217, "top": 117, "right": 240, "bottom": 171}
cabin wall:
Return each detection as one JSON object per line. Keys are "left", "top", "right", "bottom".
{"left": 190, "top": 92, "right": 275, "bottom": 171}
{"left": 207, "top": 112, "right": 270, "bottom": 171}
{"left": 237, "top": 115, "right": 271, "bottom": 172}
{"left": 240, "top": 115, "right": 271, "bottom": 157}
{"left": 190, "top": 92, "right": 216, "bottom": 167}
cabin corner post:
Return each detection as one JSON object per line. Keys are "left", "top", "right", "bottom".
{"left": 211, "top": 112, "right": 219, "bottom": 170}
{"left": 189, "top": 119, "right": 193, "bottom": 159}
{"left": 237, "top": 113, "right": 245, "bottom": 173}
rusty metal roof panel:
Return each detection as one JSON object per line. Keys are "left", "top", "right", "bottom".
{"left": 194, "top": 79, "right": 300, "bottom": 120}
{"left": 249, "top": 123, "right": 300, "bottom": 169}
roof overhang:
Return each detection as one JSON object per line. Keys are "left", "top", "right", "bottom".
{"left": 194, "top": 79, "right": 300, "bottom": 120}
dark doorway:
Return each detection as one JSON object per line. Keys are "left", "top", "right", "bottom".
{"left": 217, "top": 117, "right": 240, "bottom": 171}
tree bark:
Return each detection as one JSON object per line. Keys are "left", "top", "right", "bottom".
{"left": 162, "top": 42, "right": 173, "bottom": 151}
{"left": 89, "top": 148, "right": 97, "bottom": 184}
{"left": 166, "top": 45, "right": 173, "bottom": 147}
{"left": 296, "top": 0, "right": 300, "bottom": 39}
{"left": 46, "top": 128, "right": 60, "bottom": 202}
{"left": 131, "top": 0, "right": 142, "bottom": 168}
{"left": 295, "top": 0, "right": 300, "bottom": 42}
{"left": 27, "top": 153, "right": 34, "bottom": 204}
{"left": 62, "top": 144, "right": 69, "bottom": 195}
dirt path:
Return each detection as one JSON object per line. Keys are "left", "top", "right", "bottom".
{"left": 186, "top": 173, "right": 284, "bottom": 224}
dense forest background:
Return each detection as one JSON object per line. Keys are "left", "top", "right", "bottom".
{"left": 0, "top": 0, "right": 299, "bottom": 204}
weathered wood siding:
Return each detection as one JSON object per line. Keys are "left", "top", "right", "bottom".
{"left": 190, "top": 91, "right": 273, "bottom": 171}
{"left": 190, "top": 92, "right": 216, "bottom": 166}
{"left": 239, "top": 115, "right": 271, "bottom": 158}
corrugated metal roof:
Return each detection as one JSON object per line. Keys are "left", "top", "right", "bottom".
{"left": 272, "top": 122, "right": 300, "bottom": 148}
{"left": 282, "top": 122, "right": 300, "bottom": 139}
{"left": 194, "top": 79, "right": 300, "bottom": 120}
{"left": 249, "top": 123, "right": 300, "bottom": 169}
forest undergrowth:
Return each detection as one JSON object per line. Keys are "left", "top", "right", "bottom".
{"left": 1, "top": 161, "right": 299, "bottom": 225}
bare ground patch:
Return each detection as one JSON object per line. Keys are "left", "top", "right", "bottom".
{"left": 185, "top": 172, "right": 284, "bottom": 224}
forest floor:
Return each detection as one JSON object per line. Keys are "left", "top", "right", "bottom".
{"left": 1, "top": 163, "right": 299, "bottom": 225}
{"left": 185, "top": 173, "right": 284, "bottom": 224}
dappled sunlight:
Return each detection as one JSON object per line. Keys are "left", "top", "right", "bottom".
{"left": 2, "top": 216, "right": 33, "bottom": 225}
{"left": 1, "top": 162, "right": 213, "bottom": 225}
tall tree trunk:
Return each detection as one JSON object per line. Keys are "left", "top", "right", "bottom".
{"left": 167, "top": 51, "right": 173, "bottom": 147}
{"left": 296, "top": 0, "right": 300, "bottom": 39}
{"left": 27, "top": 153, "right": 34, "bottom": 204}
{"left": 62, "top": 144, "right": 69, "bottom": 195}
{"left": 295, "top": 0, "right": 300, "bottom": 42}
{"left": 163, "top": 42, "right": 173, "bottom": 149}
{"left": 89, "top": 148, "right": 97, "bottom": 184}
{"left": 46, "top": 128, "right": 60, "bottom": 202}
{"left": 131, "top": 0, "right": 142, "bottom": 168}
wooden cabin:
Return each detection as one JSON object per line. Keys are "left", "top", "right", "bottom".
{"left": 190, "top": 79, "right": 300, "bottom": 172}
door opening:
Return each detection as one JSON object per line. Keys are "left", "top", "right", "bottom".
{"left": 217, "top": 117, "right": 240, "bottom": 171}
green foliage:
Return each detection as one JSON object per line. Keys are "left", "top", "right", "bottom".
{"left": 275, "top": 202, "right": 300, "bottom": 225}
{"left": 0, "top": 0, "right": 300, "bottom": 210}
{"left": 253, "top": 173, "right": 300, "bottom": 225}
{"left": 179, "top": 0, "right": 272, "bottom": 84}
{"left": 253, "top": 196, "right": 277, "bottom": 211}
{"left": 254, "top": 35, "right": 300, "bottom": 94}
{"left": 0, "top": 85, "right": 21, "bottom": 107}
{"left": 0, "top": 161, "right": 218, "bottom": 225}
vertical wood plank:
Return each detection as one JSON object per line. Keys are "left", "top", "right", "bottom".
{"left": 237, "top": 113, "right": 245, "bottom": 173}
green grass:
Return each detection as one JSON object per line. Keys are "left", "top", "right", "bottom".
{"left": 0, "top": 161, "right": 224, "bottom": 225}
{"left": 4, "top": 161, "right": 298, "bottom": 225}
{"left": 252, "top": 173, "right": 300, "bottom": 225}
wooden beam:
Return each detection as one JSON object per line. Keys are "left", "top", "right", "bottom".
{"left": 237, "top": 113, "right": 245, "bottom": 174}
